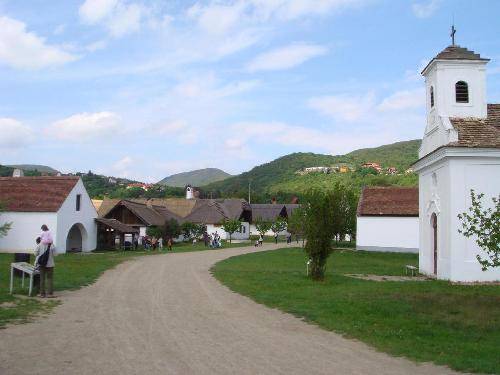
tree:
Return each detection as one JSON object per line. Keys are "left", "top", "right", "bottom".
{"left": 0, "top": 202, "right": 12, "bottom": 238}
{"left": 344, "top": 189, "right": 358, "bottom": 242}
{"left": 164, "top": 219, "right": 181, "bottom": 240}
{"left": 254, "top": 217, "right": 272, "bottom": 238}
{"left": 458, "top": 190, "right": 500, "bottom": 270}
{"left": 181, "top": 221, "right": 202, "bottom": 241}
{"left": 222, "top": 219, "right": 242, "bottom": 243}
{"left": 146, "top": 225, "right": 163, "bottom": 239}
{"left": 287, "top": 208, "right": 306, "bottom": 247}
{"left": 270, "top": 217, "right": 287, "bottom": 237}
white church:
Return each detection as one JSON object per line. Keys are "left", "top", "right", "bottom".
{"left": 413, "top": 36, "right": 500, "bottom": 282}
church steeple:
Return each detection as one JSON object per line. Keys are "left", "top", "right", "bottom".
{"left": 422, "top": 41, "right": 490, "bottom": 125}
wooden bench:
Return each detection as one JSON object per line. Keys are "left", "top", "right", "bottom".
{"left": 405, "top": 265, "right": 418, "bottom": 277}
{"left": 10, "top": 262, "right": 39, "bottom": 297}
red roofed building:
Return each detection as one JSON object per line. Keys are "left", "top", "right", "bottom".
{"left": 0, "top": 176, "right": 97, "bottom": 253}
{"left": 356, "top": 187, "right": 419, "bottom": 253}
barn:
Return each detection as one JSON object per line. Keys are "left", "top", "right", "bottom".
{"left": 0, "top": 176, "right": 97, "bottom": 253}
{"left": 356, "top": 187, "right": 419, "bottom": 253}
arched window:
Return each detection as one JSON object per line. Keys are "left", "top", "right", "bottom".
{"left": 455, "top": 81, "right": 469, "bottom": 103}
{"left": 430, "top": 86, "right": 434, "bottom": 108}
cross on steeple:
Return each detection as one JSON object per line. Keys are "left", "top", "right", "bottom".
{"left": 450, "top": 24, "right": 456, "bottom": 46}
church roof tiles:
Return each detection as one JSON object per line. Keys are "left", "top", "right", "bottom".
{"left": 449, "top": 104, "right": 500, "bottom": 148}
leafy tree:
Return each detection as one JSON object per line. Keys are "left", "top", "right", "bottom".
{"left": 146, "top": 225, "right": 163, "bottom": 239}
{"left": 458, "top": 190, "right": 500, "bottom": 270}
{"left": 270, "top": 217, "right": 287, "bottom": 237}
{"left": 222, "top": 219, "right": 242, "bottom": 243}
{"left": 254, "top": 217, "right": 272, "bottom": 238}
{"left": 181, "top": 221, "right": 203, "bottom": 241}
{"left": 287, "top": 208, "right": 306, "bottom": 247}
{"left": 164, "top": 219, "right": 181, "bottom": 240}
{"left": 302, "top": 190, "right": 337, "bottom": 280}
{"left": 344, "top": 189, "right": 358, "bottom": 242}
{"left": 0, "top": 202, "right": 12, "bottom": 238}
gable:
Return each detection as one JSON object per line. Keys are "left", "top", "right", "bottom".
{"left": 0, "top": 176, "right": 80, "bottom": 212}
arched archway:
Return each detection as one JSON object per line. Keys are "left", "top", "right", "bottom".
{"left": 66, "top": 223, "right": 88, "bottom": 252}
{"left": 431, "top": 213, "right": 438, "bottom": 275}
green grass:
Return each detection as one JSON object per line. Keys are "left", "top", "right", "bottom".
{"left": 212, "top": 248, "right": 500, "bottom": 374}
{"left": 0, "top": 240, "right": 250, "bottom": 327}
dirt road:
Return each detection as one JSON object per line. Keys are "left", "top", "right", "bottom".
{"left": 0, "top": 244, "right": 459, "bottom": 374}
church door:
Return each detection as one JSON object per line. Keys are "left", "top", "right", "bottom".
{"left": 431, "top": 213, "right": 438, "bottom": 275}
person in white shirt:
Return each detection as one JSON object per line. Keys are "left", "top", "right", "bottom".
{"left": 34, "top": 236, "right": 57, "bottom": 298}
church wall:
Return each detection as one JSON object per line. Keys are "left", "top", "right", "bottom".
{"left": 418, "top": 158, "right": 452, "bottom": 279}
{"left": 448, "top": 157, "right": 500, "bottom": 282}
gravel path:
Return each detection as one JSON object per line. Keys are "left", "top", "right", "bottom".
{"left": 0, "top": 244, "right": 460, "bottom": 375}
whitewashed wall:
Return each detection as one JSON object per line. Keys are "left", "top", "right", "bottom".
{"left": 56, "top": 179, "right": 97, "bottom": 253}
{"left": 356, "top": 216, "right": 419, "bottom": 253}
{"left": 206, "top": 222, "right": 250, "bottom": 241}
{"left": 0, "top": 212, "right": 57, "bottom": 253}
{"left": 416, "top": 149, "right": 500, "bottom": 282}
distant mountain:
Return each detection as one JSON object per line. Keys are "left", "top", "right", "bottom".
{"left": 203, "top": 139, "right": 421, "bottom": 201}
{"left": 158, "top": 168, "right": 231, "bottom": 187}
{"left": 6, "top": 164, "right": 59, "bottom": 173}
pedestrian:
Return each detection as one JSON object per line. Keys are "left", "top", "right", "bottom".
{"left": 258, "top": 234, "right": 263, "bottom": 246}
{"left": 158, "top": 237, "right": 163, "bottom": 251}
{"left": 34, "top": 235, "right": 57, "bottom": 298}
{"left": 40, "top": 224, "right": 53, "bottom": 247}
{"left": 167, "top": 237, "right": 173, "bottom": 252}
{"left": 152, "top": 236, "right": 158, "bottom": 250}
{"left": 133, "top": 233, "right": 139, "bottom": 250}
{"left": 203, "top": 232, "right": 209, "bottom": 247}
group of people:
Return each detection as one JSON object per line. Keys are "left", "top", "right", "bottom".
{"left": 134, "top": 234, "right": 172, "bottom": 251}
{"left": 204, "top": 232, "right": 222, "bottom": 248}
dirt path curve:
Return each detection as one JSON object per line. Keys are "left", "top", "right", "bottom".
{"left": 0, "top": 244, "right": 459, "bottom": 375}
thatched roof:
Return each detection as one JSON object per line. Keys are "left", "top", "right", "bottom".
{"left": 250, "top": 204, "right": 286, "bottom": 222}
{"left": 95, "top": 218, "right": 139, "bottom": 233}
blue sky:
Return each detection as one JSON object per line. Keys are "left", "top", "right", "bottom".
{"left": 0, "top": 0, "right": 499, "bottom": 182}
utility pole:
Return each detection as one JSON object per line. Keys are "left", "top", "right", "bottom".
{"left": 248, "top": 180, "right": 251, "bottom": 204}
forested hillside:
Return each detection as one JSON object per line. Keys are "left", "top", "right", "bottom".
{"left": 159, "top": 168, "right": 231, "bottom": 187}
{"left": 203, "top": 139, "right": 421, "bottom": 202}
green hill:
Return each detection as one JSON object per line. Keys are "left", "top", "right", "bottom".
{"left": 158, "top": 168, "right": 231, "bottom": 187}
{"left": 6, "top": 164, "right": 59, "bottom": 173}
{"left": 203, "top": 139, "right": 421, "bottom": 202}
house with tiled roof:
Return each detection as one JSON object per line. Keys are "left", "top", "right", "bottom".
{"left": 0, "top": 176, "right": 97, "bottom": 253}
{"left": 413, "top": 37, "right": 500, "bottom": 281}
{"left": 356, "top": 187, "right": 419, "bottom": 253}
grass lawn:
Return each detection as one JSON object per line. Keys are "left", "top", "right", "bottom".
{"left": 212, "top": 247, "right": 500, "bottom": 374}
{"left": 0, "top": 240, "right": 250, "bottom": 328}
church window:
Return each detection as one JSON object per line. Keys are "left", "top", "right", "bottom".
{"left": 430, "top": 86, "right": 434, "bottom": 107}
{"left": 455, "top": 81, "right": 469, "bottom": 103}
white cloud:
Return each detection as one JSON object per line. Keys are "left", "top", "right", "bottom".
{"left": 79, "top": 0, "right": 119, "bottom": 24}
{"left": 47, "top": 112, "right": 121, "bottom": 141}
{"left": 411, "top": 0, "right": 441, "bottom": 18}
{"left": 85, "top": 40, "right": 107, "bottom": 52}
{"left": 187, "top": 2, "right": 246, "bottom": 35}
{"left": 107, "top": 3, "right": 144, "bottom": 37}
{"left": 308, "top": 92, "right": 376, "bottom": 121}
{"left": 0, "top": 16, "right": 78, "bottom": 70}
{"left": 79, "top": 0, "right": 145, "bottom": 37}
{"left": 246, "top": 43, "right": 327, "bottom": 72}
{"left": 0, "top": 118, "right": 34, "bottom": 149}
{"left": 378, "top": 88, "right": 425, "bottom": 112}
{"left": 153, "top": 120, "right": 188, "bottom": 135}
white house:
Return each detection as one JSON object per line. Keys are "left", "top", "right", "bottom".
{"left": 413, "top": 40, "right": 500, "bottom": 281}
{"left": 0, "top": 176, "right": 97, "bottom": 253}
{"left": 356, "top": 187, "right": 419, "bottom": 253}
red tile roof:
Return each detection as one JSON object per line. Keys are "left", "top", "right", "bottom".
{"left": 0, "top": 176, "right": 80, "bottom": 212}
{"left": 449, "top": 104, "right": 500, "bottom": 148}
{"left": 357, "top": 186, "right": 419, "bottom": 217}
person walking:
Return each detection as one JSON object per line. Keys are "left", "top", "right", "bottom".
{"left": 167, "top": 237, "right": 173, "bottom": 252}
{"left": 34, "top": 234, "right": 57, "bottom": 298}
{"left": 158, "top": 237, "right": 163, "bottom": 251}
{"left": 258, "top": 234, "right": 263, "bottom": 247}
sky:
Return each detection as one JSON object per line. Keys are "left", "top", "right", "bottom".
{"left": 0, "top": 0, "right": 499, "bottom": 182}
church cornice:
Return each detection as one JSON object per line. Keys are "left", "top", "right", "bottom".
{"left": 413, "top": 147, "right": 500, "bottom": 172}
